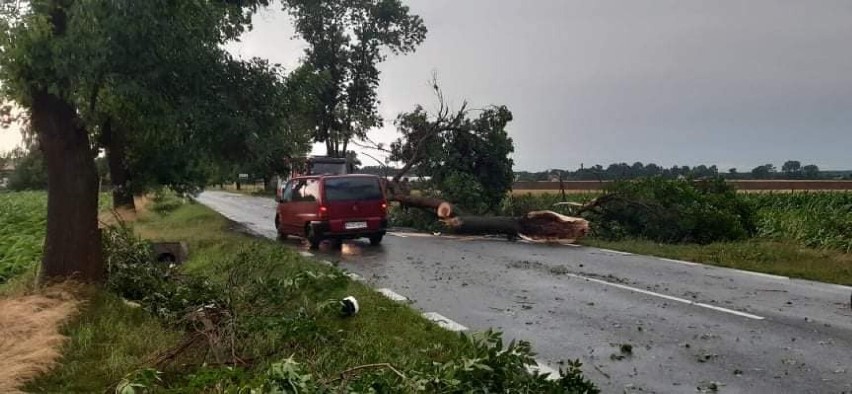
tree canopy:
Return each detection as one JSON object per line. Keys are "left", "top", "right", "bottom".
{"left": 0, "top": 0, "right": 284, "bottom": 281}
{"left": 282, "top": 0, "right": 427, "bottom": 157}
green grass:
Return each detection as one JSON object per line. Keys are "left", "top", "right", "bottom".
{"left": 27, "top": 200, "right": 484, "bottom": 391}
{"left": 583, "top": 238, "right": 852, "bottom": 285}
{"left": 137, "top": 202, "right": 475, "bottom": 372}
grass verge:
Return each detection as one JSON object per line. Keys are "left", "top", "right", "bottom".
{"left": 582, "top": 238, "right": 852, "bottom": 285}
{"left": 26, "top": 198, "right": 595, "bottom": 392}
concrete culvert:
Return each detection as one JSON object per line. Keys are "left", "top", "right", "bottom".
{"left": 156, "top": 253, "right": 176, "bottom": 263}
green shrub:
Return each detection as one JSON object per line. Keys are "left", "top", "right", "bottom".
{"left": 7, "top": 149, "right": 47, "bottom": 191}
{"left": 103, "top": 224, "right": 223, "bottom": 324}
{"left": 586, "top": 177, "right": 756, "bottom": 244}
{"left": 151, "top": 191, "right": 185, "bottom": 214}
{"left": 388, "top": 204, "right": 444, "bottom": 232}
{"left": 500, "top": 193, "right": 595, "bottom": 217}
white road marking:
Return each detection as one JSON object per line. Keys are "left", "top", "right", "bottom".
{"left": 527, "top": 361, "right": 560, "bottom": 381}
{"left": 388, "top": 231, "right": 434, "bottom": 238}
{"left": 659, "top": 257, "right": 701, "bottom": 267}
{"left": 596, "top": 248, "right": 633, "bottom": 256}
{"left": 299, "top": 251, "right": 314, "bottom": 257}
{"left": 422, "top": 312, "right": 468, "bottom": 331}
{"left": 376, "top": 288, "right": 408, "bottom": 302}
{"left": 566, "top": 273, "right": 765, "bottom": 320}
{"left": 345, "top": 272, "right": 364, "bottom": 282}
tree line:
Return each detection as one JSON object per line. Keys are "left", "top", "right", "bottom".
{"left": 514, "top": 160, "right": 844, "bottom": 182}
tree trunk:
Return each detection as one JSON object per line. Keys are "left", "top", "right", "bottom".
{"left": 442, "top": 212, "right": 588, "bottom": 241}
{"left": 32, "top": 90, "right": 103, "bottom": 283}
{"left": 391, "top": 195, "right": 459, "bottom": 218}
{"left": 263, "top": 176, "right": 275, "bottom": 192}
{"left": 103, "top": 120, "right": 135, "bottom": 210}
{"left": 443, "top": 216, "right": 520, "bottom": 236}
{"left": 392, "top": 190, "right": 589, "bottom": 242}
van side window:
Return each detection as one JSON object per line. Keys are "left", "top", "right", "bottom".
{"left": 303, "top": 179, "right": 320, "bottom": 201}
{"left": 281, "top": 181, "right": 294, "bottom": 202}
{"left": 291, "top": 180, "right": 307, "bottom": 201}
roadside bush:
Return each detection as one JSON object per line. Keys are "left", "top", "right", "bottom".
{"left": 7, "top": 149, "right": 47, "bottom": 191}
{"left": 388, "top": 204, "right": 444, "bottom": 233}
{"left": 103, "top": 224, "right": 223, "bottom": 323}
{"left": 501, "top": 192, "right": 596, "bottom": 217}
{"left": 151, "top": 191, "right": 185, "bottom": 214}
{"left": 439, "top": 171, "right": 491, "bottom": 215}
{"left": 586, "top": 177, "right": 756, "bottom": 244}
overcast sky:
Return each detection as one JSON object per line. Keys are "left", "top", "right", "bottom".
{"left": 3, "top": 1, "right": 850, "bottom": 172}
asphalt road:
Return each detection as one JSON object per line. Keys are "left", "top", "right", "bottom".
{"left": 197, "top": 191, "right": 852, "bottom": 393}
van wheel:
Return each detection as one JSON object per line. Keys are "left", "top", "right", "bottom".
{"left": 369, "top": 234, "right": 383, "bottom": 246}
{"left": 306, "top": 225, "right": 321, "bottom": 249}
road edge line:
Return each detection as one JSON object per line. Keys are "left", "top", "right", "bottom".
{"left": 422, "top": 312, "right": 468, "bottom": 331}
{"left": 376, "top": 288, "right": 408, "bottom": 302}
{"left": 567, "top": 273, "right": 765, "bottom": 320}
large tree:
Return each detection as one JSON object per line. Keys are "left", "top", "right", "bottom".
{"left": 283, "top": 0, "right": 427, "bottom": 157}
{"left": 0, "top": 0, "right": 269, "bottom": 282}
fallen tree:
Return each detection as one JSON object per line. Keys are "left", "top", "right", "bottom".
{"left": 391, "top": 193, "right": 589, "bottom": 243}
{"left": 372, "top": 78, "right": 589, "bottom": 243}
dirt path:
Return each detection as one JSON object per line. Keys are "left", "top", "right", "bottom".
{"left": 0, "top": 284, "right": 81, "bottom": 393}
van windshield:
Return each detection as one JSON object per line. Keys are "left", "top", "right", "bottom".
{"left": 324, "top": 177, "right": 383, "bottom": 201}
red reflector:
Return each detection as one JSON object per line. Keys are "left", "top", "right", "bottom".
{"left": 319, "top": 206, "right": 328, "bottom": 213}
{"left": 381, "top": 203, "right": 387, "bottom": 209}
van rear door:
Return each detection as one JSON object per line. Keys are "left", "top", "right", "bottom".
{"left": 322, "top": 176, "right": 386, "bottom": 230}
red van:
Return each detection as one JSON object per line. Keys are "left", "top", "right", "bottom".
{"left": 274, "top": 174, "right": 388, "bottom": 249}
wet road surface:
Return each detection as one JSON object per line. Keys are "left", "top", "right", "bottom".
{"left": 197, "top": 191, "right": 852, "bottom": 393}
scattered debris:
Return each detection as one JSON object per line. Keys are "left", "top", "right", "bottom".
{"left": 697, "top": 380, "right": 723, "bottom": 392}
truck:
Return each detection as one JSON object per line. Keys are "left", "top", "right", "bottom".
{"left": 277, "top": 156, "right": 351, "bottom": 201}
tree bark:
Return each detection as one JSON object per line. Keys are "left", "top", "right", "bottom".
{"left": 390, "top": 195, "right": 459, "bottom": 218}
{"left": 103, "top": 119, "right": 135, "bottom": 210}
{"left": 442, "top": 212, "right": 589, "bottom": 241}
{"left": 31, "top": 90, "right": 103, "bottom": 282}
{"left": 443, "top": 216, "right": 520, "bottom": 236}
{"left": 263, "top": 176, "right": 275, "bottom": 192}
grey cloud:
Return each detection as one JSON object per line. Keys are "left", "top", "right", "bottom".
{"left": 230, "top": 0, "right": 852, "bottom": 170}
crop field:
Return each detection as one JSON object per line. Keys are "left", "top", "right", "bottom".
{"left": 0, "top": 192, "right": 47, "bottom": 284}
{"left": 746, "top": 192, "right": 852, "bottom": 252}
{"left": 0, "top": 192, "right": 113, "bottom": 284}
